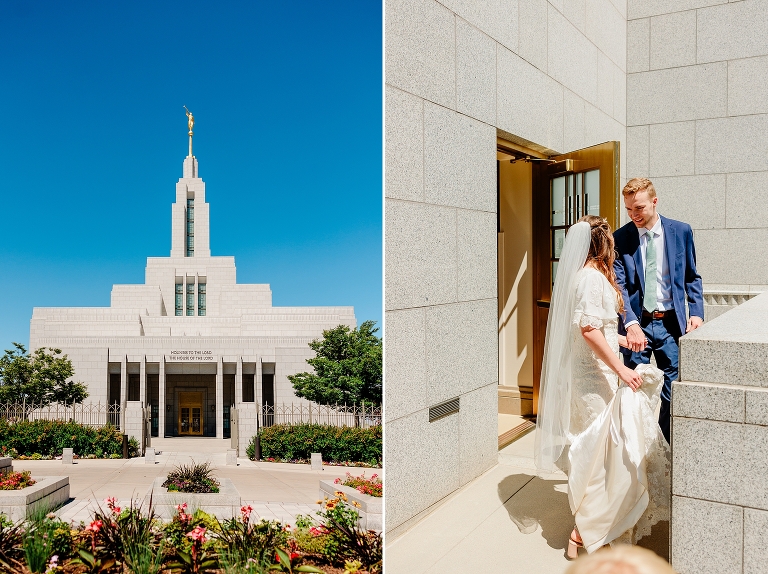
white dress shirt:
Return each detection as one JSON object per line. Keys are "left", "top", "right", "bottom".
{"left": 625, "top": 215, "right": 673, "bottom": 329}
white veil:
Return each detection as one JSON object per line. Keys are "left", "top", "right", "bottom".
{"left": 534, "top": 221, "right": 591, "bottom": 474}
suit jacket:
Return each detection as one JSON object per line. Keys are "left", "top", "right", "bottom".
{"left": 613, "top": 215, "right": 704, "bottom": 340}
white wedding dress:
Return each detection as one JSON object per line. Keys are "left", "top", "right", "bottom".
{"left": 566, "top": 267, "right": 671, "bottom": 552}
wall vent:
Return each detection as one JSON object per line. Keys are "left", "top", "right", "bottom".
{"left": 429, "top": 397, "right": 460, "bottom": 422}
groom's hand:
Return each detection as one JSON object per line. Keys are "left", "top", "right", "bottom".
{"left": 686, "top": 316, "right": 704, "bottom": 333}
{"left": 626, "top": 324, "right": 647, "bottom": 352}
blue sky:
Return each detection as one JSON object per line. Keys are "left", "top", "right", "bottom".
{"left": 0, "top": 1, "right": 382, "bottom": 349}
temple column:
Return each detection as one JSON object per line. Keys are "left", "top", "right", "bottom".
{"left": 216, "top": 356, "right": 224, "bottom": 438}
{"left": 159, "top": 357, "right": 166, "bottom": 438}
{"left": 119, "top": 356, "right": 127, "bottom": 431}
{"left": 235, "top": 357, "right": 243, "bottom": 406}
{"left": 140, "top": 356, "right": 147, "bottom": 405}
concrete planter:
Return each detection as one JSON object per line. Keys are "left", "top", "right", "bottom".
{"left": 320, "top": 480, "right": 382, "bottom": 532}
{"left": 0, "top": 476, "right": 70, "bottom": 522}
{"left": 144, "top": 477, "right": 241, "bottom": 520}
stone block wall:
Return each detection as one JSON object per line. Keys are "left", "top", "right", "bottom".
{"left": 385, "top": 0, "right": 627, "bottom": 538}
{"left": 673, "top": 291, "right": 768, "bottom": 573}
{"left": 627, "top": 0, "right": 768, "bottom": 310}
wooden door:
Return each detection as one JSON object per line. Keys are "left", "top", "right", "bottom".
{"left": 531, "top": 141, "right": 620, "bottom": 414}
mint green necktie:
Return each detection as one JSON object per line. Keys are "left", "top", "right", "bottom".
{"left": 644, "top": 231, "right": 657, "bottom": 313}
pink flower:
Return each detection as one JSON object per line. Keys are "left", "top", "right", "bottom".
{"left": 240, "top": 504, "right": 253, "bottom": 522}
{"left": 86, "top": 520, "right": 103, "bottom": 533}
{"left": 104, "top": 496, "right": 116, "bottom": 507}
{"left": 186, "top": 526, "right": 207, "bottom": 543}
{"left": 175, "top": 503, "right": 188, "bottom": 511}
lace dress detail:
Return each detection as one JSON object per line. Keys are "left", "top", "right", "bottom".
{"left": 567, "top": 267, "right": 671, "bottom": 549}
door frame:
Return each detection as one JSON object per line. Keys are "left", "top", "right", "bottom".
{"left": 178, "top": 391, "right": 204, "bottom": 436}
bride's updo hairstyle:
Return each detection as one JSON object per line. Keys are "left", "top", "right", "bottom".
{"left": 578, "top": 215, "right": 624, "bottom": 315}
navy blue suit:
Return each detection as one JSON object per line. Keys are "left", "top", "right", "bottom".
{"left": 613, "top": 215, "right": 703, "bottom": 443}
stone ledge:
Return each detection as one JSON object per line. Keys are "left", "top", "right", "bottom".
{"left": 144, "top": 477, "right": 241, "bottom": 520}
{"left": 0, "top": 476, "right": 70, "bottom": 521}
{"left": 320, "top": 480, "right": 382, "bottom": 532}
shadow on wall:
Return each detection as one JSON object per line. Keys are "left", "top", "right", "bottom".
{"left": 497, "top": 474, "right": 570, "bottom": 551}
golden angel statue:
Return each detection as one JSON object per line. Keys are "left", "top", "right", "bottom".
{"left": 184, "top": 106, "right": 194, "bottom": 133}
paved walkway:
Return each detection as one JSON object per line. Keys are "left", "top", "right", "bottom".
{"left": 385, "top": 428, "right": 669, "bottom": 574}
{"left": 13, "top": 437, "right": 380, "bottom": 525}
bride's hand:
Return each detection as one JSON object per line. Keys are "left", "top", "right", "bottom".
{"left": 618, "top": 366, "right": 643, "bottom": 391}
{"left": 618, "top": 335, "right": 628, "bottom": 348}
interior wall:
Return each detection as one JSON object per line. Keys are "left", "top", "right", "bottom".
{"left": 497, "top": 160, "right": 534, "bottom": 415}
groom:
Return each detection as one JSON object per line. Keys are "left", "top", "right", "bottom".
{"left": 613, "top": 177, "right": 704, "bottom": 444}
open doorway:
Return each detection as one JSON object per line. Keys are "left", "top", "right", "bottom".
{"left": 497, "top": 137, "right": 620, "bottom": 447}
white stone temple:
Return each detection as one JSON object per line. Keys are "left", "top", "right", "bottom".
{"left": 29, "top": 127, "right": 355, "bottom": 439}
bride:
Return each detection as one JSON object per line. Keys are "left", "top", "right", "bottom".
{"left": 534, "top": 216, "right": 670, "bottom": 558}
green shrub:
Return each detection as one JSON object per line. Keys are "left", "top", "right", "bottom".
{"left": 0, "top": 420, "right": 125, "bottom": 458}
{"left": 247, "top": 424, "right": 381, "bottom": 466}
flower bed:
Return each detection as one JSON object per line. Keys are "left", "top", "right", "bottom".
{"left": 0, "top": 492, "right": 382, "bottom": 573}
{"left": 0, "top": 470, "right": 35, "bottom": 490}
{"left": 161, "top": 461, "right": 221, "bottom": 493}
{"left": 0, "top": 475, "right": 69, "bottom": 521}
{"left": 335, "top": 472, "right": 382, "bottom": 497}
{"left": 247, "top": 424, "right": 382, "bottom": 466}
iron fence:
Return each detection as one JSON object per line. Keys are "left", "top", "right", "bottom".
{"left": 0, "top": 402, "right": 122, "bottom": 428}
{"left": 260, "top": 403, "right": 381, "bottom": 428}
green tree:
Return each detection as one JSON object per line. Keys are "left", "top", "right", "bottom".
{"left": 288, "top": 321, "right": 382, "bottom": 407}
{"left": 0, "top": 343, "right": 88, "bottom": 405}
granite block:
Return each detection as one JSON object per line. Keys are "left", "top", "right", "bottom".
{"left": 145, "top": 447, "right": 155, "bottom": 464}
{"left": 384, "top": 308, "right": 427, "bottom": 422}
{"left": 652, "top": 174, "right": 726, "bottom": 229}
{"left": 744, "top": 508, "right": 768, "bottom": 574}
{"left": 426, "top": 299, "right": 498, "bottom": 404}
{"left": 672, "top": 381, "right": 744, "bottom": 422}
{"left": 627, "top": 18, "right": 650, "bottom": 73}
{"left": 584, "top": 102, "right": 625, "bottom": 151}
{"left": 548, "top": 5, "right": 598, "bottom": 106}
{"left": 226, "top": 449, "right": 237, "bottom": 466}
{"left": 696, "top": 115, "right": 768, "bottom": 175}
{"left": 627, "top": 63, "right": 727, "bottom": 126}
{"left": 649, "top": 121, "right": 695, "bottom": 177}
{"left": 626, "top": 125, "right": 649, "bottom": 178}
{"left": 562, "top": 0, "right": 586, "bottom": 33}
{"left": 424, "top": 101, "right": 496, "bottom": 212}
{"left": 726, "top": 171, "right": 768, "bottom": 229}
{"left": 650, "top": 10, "right": 696, "bottom": 70}
{"left": 0, "top": 458, "right": 10, "bottom": 475}
{"left": 745, "top": 388, "right": 768, "bottom": 426}
{"left": 738, "top": 424, "right": 768, "bottom": 510}
{"left": 384, "top": 408, "right": 459, "bottom": 533}
{"left": 62, "top": 448, "right": 73, "bottom": 464}
{"left": 629, "top": 0, "right": 725, "bottom": 20}
{"left": 458, "top": 383, "right": 498, "bottom": 486}
{"left": 456, "top": 17, "right": 496, "bottom": 125}
{"left": 698, "top": 0, "right": 768, "bottom": 64}
{"left": 385, "top": 0, "right": 455, "bottom": 109}
{"left": 728, "top": 55, "right": 768, "bottom": 116}
{"left": 596, "top": 50, "right": 614, "bottom": 116}
{"left": 145, "top": 477, "right": 241, "bottom": 520}
{"left": 437, "top": 0, "right": 518, "bottom": 52}
{"left": 457, "top": 209, "right": 497, "bottom": 301}
{"left": 671, "top": 496, "right": 742, "bottom": 574}
{"left": 613, "top": 59, "right": 626, "bottom": 123}
{"left": 0, "top": 476, "right": 70, "bottom": 521}
{"left": 385, "top": 86, "right": 423, "bottom": 202}
{"left": 497, "top": 46, "right": 564, "bottom": 153}
{"left": 672, "top": 417, "right": 741, "bottom": 505}
{"left": 518, "top": 0, "right": 548, "bottom": 72}
{"left": 563, "top": 89, "right": 587, "bottom": 152}
{"left": 310, "top": 453, "right": 322, "bottom": 471}
{"left": 691, "top": 229, "right": 768, "bottom": 287}
{"left": 585, "top": 0, "right": 626, "bottom": 69}
{"left": 384, "top": 200, "right": 457, "bottom": 311}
